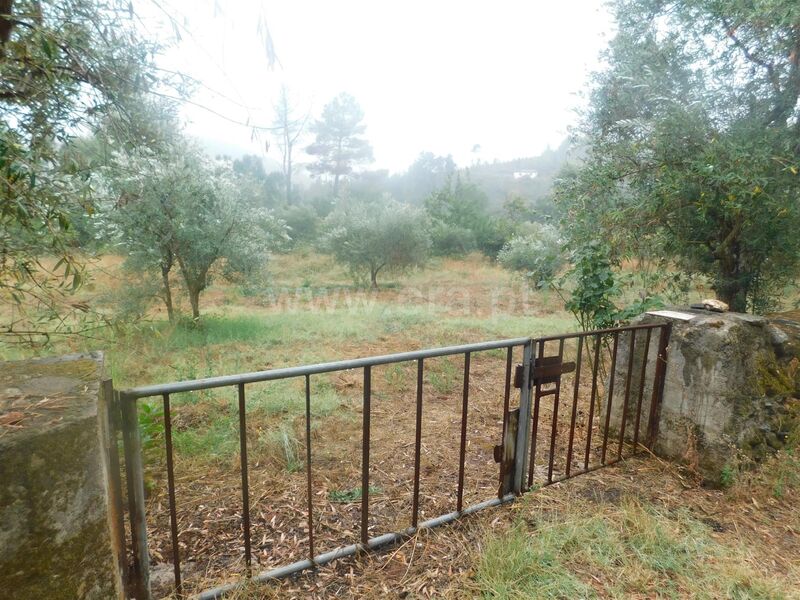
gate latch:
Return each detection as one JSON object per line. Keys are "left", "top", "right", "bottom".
{"left": 513, "top": 357, "right": 576, "bottom": 389}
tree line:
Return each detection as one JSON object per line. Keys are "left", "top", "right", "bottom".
{"left": 3, "top": 0, "right": 799, "bottom": 342}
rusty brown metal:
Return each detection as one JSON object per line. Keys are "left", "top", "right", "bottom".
{"left": 114, "top": 326, "right": 672, "bottom": 600}
{"left": 412, "top": 359, "right": 424, "bottom": 528}
{"left": 498, "top": 347, "right": 513, "bottom": 498}
{"left": 361, "top": 366, "right": 372, "bottom": 546}
{"left": 600, "top": 333, "right": 620, "bottom": 464}
{"left": 102, "top": 382, "right": 128, "bottom": 593}
{"left": 565, "top": 337, "right": 583, "bottom": 478}
{"left": 304, "top": 375, "right": 315, "bottom": 561}
{"left": 237, "top": 384, "right": 252, "bottom": 575}
{"left": 162, "top": 394, "right": 182, "bottom": 595}
{"left": 495, "top": 408, "right": 519, "bottom": 496}
{"left": 617, "top": 329, "right": 637, "bottom": 460}
{"left": 457, "top": 352, "right": 471, "bottom": 512}
{"left": 120, "top": 393, "right": 151, "bottom": 600}
{"left": 546, "top": 340, "right": 565, "bottom": 483}
{"left": 527, "top": 339, "right": 545, "bottom": 488}
{"left": 584, "top": 334, "right": 602, "bottom": 471}
{"left": 646, "top": 324, "right": 672, "bottom": 448}
{"left": 532, "top": 358, "right": 576, "bottom": 384}
{"left": 632, "top": 328, "right": 652, "bottom": 450}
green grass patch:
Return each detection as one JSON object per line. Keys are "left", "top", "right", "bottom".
{"left": 473, "top": 497, "right": 785, "bottom": 599}
{"left": 328, "top": 486, "right": 382, "bottom": 503}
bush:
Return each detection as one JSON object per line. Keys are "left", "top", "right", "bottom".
{"left": 430, "top": 223, "right": 477, "bottom": 256}
{"left": 322, "top": 197, "right": 431, "bottom": 288}
{"left": 498, "top": 223, "right": 564, "bottom": 288}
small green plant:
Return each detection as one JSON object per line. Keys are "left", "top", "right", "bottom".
{"left": 720, "top": 464, "right": 736, "bottom": 488}
{"left": 328, "top": 486, "right": 381, "bottom": 503}
{"left": 137, "top": 400, "right": 164, "bottom": 453}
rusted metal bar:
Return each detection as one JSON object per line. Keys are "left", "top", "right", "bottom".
{"left": 103, "top": 383, "right": 127, "bottom": 591}
{"left": 196, "top": 493, "right": 517, "bottom": 600}
{"left": 513, "top": 340, "right": 533, "bottom": 494}
{"left": 632, "top": 328, "right": 652, "bottom": 450}
{"left": 527, "top": 339, "right": 545, "bottom": 488}
{"left": 498, "top": 347, "right": 513, "bottom": 498}
{"left": 565, "top": 337, "right": 583, "bottom": 478}
{"left": 535, "top": 322, "right": 667, "bottom": 343}
{"left": 584, "top": 335, "right": 601, "bottom": 470}
{"left": 361, "top": 366, "right": 371, "bottom": 545}
{"left": 546, "top": 340, "right": 565, "bottom": 483}
{"left": 304, "top": 375, "right": 315, "bottom": 561}
{"left": 162, "top": 394, "right": 182, "bottom": 595}
{"left": 600, "top": 332, "right": 620, "bottom": 464}
{"left": 123, "top": 338, "right": 530, "bottom": 399}
{"left": 456, "top": 351, "right": 471, "bottom": 512}
{"left": 120, "top": 393, "right": 151, "bottom": 600}
{"left": 646, "top": 324, "right": 672, "bottom": 448}
{"left": 617, "top": 330, "right": 637, "bottom": 460}
{"left": 237, "top": 383, "right": 252, "bottom": 574}
{"left": 411, "top": 359, "right": 424, "bottom": 528}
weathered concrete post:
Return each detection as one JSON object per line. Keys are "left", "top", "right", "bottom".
{"left": 606, "top": 309, "right": 800, "bottom": 485}
{"left": 0, "top": 352, "right": 125, "bottom": 599}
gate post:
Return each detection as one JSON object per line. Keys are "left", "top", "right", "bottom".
{"left": 512, "top": 339, "right": 534, "bottom": 494}
{"left": 119, "top": 393, "right": 151, "bottom": 600}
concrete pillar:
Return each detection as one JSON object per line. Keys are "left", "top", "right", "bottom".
{"left": 0, "top": 352, "right": 124, "bottom": 599}
{"left": 606, "top": 309, "right": 800, "bottom": 486}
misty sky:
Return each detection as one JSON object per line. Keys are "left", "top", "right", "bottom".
{"left": 148, "top": 1, "right": 613, "bottom": 172}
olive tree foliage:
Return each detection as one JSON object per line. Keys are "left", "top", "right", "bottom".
{"left": 306, "top": 93, "right": 374, "bottom": 198}
{"left": 104, "top": 142, "right": 288, "bottom": 321}
{"left": 556, "top": 0, "right": 800, "bottom": 313}
{"left": 322, "top": 197, "right": 430, "bottom": 289}
{"left": 0, "top": 0, "right": 184, "bottom": 340}
{"left": 497, "top": 223, "right": 565, "bottom": 289}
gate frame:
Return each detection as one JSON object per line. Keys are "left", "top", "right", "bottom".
{"left": 111, "top": 324, "right": 670, "bottom": 599}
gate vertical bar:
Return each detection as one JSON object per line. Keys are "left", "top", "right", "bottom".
{"left": 103, "top": 383, "right": 127, "bottom": 591}
{"left": 646, "top": 324, "right": 672, "bottom": 448}
{"left": 237, "top": 383, "right": 252, "bottom": 574}
{"left": 304, "top": 375, "right": 315, "bottom": 561}
{"left": 617, "top": 330, "right": 637, "bottom": 460}
{"left": 412, "top": 359, "right": 424, "bottom": 528}
{"left": 512, "top": 340, "right": 533, "bottom": 494}
{"left": 528, "top": 339, "right": 545, "bottom": 488}
{"left": 600, "top": 333, "right": 620, "bottom": 464}
{"left": 120, "top": 392, "right": 151, "bottom": 600}
{"left": 361, "top": 366, "right": 372, "bottom": 545}
{"left": 162, "top": 394, "right": 182, "bottom": 595}
{"left": 498, "top": 347, "right": 513, "bottom": 498}
{"left": 583, "top": 334, "right": 602, "bottom": 471}
{"left": 456, "top": 352, "right": 471, "bottom": 513}
{"left": 546, "top": 340, "right": 565, "bottom": 484}
{"left": 565, "top": 337, "right": 583, "bottom": 478}
{"left": 632, "top": 328, "right": 652, "bottom": 451}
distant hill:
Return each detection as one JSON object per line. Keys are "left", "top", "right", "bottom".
{"left": 464, "top": 138, "right": 576, "bottom": 213}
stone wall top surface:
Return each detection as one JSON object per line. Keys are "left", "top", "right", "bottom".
{"left": 0, "top": 352, "right": 104, "bottom": 448}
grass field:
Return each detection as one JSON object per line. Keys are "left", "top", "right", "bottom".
{"left": 2, "top": 251, "right": 798, "bottom": 598}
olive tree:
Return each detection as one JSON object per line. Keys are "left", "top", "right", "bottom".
{"left": 1, "top": 0, "right": 178, "bottom": 339}
{"left": 557, "top": 0, "right": 800, "bottom": 313}
{"left": 322, "top": 197, "right": 430, "bottom": 289}
{"left": 106, "top": 142, "right": 287, "bottom": 321}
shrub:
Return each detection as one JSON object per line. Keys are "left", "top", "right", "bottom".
{"left": 498, "top": 223, "right": 565, "bottom": 288}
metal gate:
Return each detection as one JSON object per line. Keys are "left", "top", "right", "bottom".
{"left": 107, "top": 322, "right": 670, "bottom": 599}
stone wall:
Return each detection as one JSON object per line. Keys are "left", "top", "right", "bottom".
{"left": 604, "top": 310, "right": 800, "bottom": 486}
{"left": 0, "top": 353, "right": 124, "bottom": 600}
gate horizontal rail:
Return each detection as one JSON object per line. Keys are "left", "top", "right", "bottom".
{"left": 113, "top": 323, "right": 670, "bottom": 599}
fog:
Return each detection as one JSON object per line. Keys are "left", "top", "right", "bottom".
{"left": 146, "top": 0, "right": 612, "bottom": 171}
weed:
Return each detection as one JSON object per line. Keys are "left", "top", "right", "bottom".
{"left": 720, "top": 464, "right": 736, "bottom": 488}
{"left": 328, "top": 486, "right": 382, "bottom": 503}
